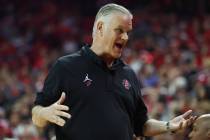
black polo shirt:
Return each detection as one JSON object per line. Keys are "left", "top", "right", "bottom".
{"left": 35, "top": 45, "right": 148, "bottom": 140}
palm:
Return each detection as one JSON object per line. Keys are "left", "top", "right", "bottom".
{"left": 169, "top": 110, "right": 195, "bottom": 132}
{"left": 170, "top": 115, "right": 186, "bottom": 130}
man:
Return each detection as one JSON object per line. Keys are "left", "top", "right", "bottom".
{"left": 32, "top": 3, "right": 195, "bottom": 140}
{"left": 189, "top": 114, "right": 210, "bottom": 140}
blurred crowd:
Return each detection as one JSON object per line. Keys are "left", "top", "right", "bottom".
{"left": 0, "top": 0, "right": 210, "bottom": 140}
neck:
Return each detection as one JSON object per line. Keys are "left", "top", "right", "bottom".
{"left": 90, "top": 44, "right": 114, "bottom": 67}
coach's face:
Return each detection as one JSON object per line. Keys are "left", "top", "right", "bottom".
{"left": 101, "top": 13, "right": 132, "bottom": 59}
{"left": 188, "top": 119, "right": 210, "bottom": 140}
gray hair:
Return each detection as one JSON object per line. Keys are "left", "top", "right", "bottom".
{"left": 92, "top": 3, "right": 132, "bottom": 37}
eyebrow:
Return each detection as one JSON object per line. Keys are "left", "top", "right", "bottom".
{"left": 116, "top": 25, "right": 132, "bottom": 33}
{"left": 115, "top": 26, "right": 124, "bottom": 30}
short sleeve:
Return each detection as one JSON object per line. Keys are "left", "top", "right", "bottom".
{"left": 34, "top": 60, "right": 65, "bottom": 107}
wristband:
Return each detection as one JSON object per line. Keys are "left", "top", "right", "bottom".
{"left": 166, "top": 121, "right": 175, "bottom": 134}
{"left": 166, "top": 122, "right": 170, "bottom": 131}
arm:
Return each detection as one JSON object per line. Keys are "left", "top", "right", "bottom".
{"left": 143, "top": 110, "right": 196, "bottom": 136}
{"left": 32, "top": 92, "right": 71, "bottom": 127}
{"left": 143, "top": 119, "right": 168, "bottom": 136}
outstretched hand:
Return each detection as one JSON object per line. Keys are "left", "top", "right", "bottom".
{"left": 40, "top": 92, "right": 71, "bottom": 126}
{"left": 169, "top": 110, "right": 196, "bottom": 132}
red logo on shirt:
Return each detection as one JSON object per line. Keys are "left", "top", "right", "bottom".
{"left": 122, "top": 79, "right": 131, "bottom": 90}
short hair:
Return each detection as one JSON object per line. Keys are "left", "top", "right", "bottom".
{"left": 95, "top": 3, "right": 132, "bottom": 22}
{"left": 92, "top": 3, "right": 132, "bottom": 37}
{"left": 197, "top": 114, "right": 210, "bottom": 129}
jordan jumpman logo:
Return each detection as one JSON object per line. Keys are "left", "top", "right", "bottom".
{"left": 83, "top": 74, "right": 92, "bottom": 86}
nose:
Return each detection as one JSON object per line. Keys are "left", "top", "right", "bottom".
{"left": 121, "top": 32, "right": 128, "bottom": 41}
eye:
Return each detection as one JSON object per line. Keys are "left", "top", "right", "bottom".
{"left": 115, "top": 28, "right": 124, "bottom": 34}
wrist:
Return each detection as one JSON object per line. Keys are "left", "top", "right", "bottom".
{"left": 166, "top": 121, "right": 175, "bottom": 134}
{"left": 32, "top": 106, "right": 48, "bottom": 127}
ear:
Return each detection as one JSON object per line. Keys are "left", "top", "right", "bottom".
{"left": 96, "top": 21, "right": 104, "bottom": 36}
{"left": 207, "top": 130, "right": 210, "bottom": 138}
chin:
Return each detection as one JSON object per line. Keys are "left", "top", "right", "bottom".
{"left": 113, "top": 54, "right": 121, "bottom": 59}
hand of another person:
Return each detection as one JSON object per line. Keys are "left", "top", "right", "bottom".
{"left": 39, "top": 92, "right": 71, "bottom": 126}
{"left": 168, "top": 110, "right": 196, "bottom": 133}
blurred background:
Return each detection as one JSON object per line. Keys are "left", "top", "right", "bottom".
{"left": 0, "top": 0, "right": 210, "bottom": 140}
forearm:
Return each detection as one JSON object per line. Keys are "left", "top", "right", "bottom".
{"left": 143, "top": 119, "right": 168, "bottom": 136}
{"left": 32, "top": 105, "right": 48, "bottom": 127}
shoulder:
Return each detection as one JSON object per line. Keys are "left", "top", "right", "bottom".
{"left": 58, "top": 50, "right": 83, "bottom": 64}
{"left": 55, "top": 50, "right": 85, "bottom": 69}
{"left": 122, "top": 64, "right": 137, "bottom": 78}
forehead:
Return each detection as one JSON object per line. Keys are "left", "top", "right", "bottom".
{"left": 109, "top": 13, "right": 133, "bottom": 28}
{"left": 194, "top": 119, "right": 207, "bottom": 129}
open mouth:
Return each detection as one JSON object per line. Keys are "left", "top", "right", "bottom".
{"left": 115, "top": 43, "right": 123, "bottom": 49}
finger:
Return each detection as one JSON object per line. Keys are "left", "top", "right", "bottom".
{"left": 55, "top": 104, "right": 69, "bottom": 111}
{"left": 184, "top": 116, "right": 195, "bottom": 127}
{"left": 190, "top": 116, "right": 195, "bottom": 122}
{"left": 55, "top": 110, "right": 71, "bottom": 119}
{"left": 56, "top": 118, "right": 66, "bottom": 126}
{"left": 182, "top": 110, "right": 192, "bottom": 119}
{"left": 190, "top": 116, "right": 197, "bottom": 124}
{"left": 57, "top": 92, "right": 66, "bottom": 105}
{"left": 185, "top": 121, "right": 189, "bottom": 127}
{"left": 183, "top": 120, "right": 190, "bottom": 128}
{"left": 189, "top": 118, "right": 194, "bottom": 126}
{"left": 187, "top": 117, "right": 193, "bottom": 126}
{"left": 184, "top": 121, "right": 188, "bottom": 128}
{"left": 179, "top": 122, "right": 183, "bottom": 129}
{"left": 193, "top": 116, "right": 198, "bottom": 121}
{"left": 50, "top": 116, "right": 66, "bottom": 126}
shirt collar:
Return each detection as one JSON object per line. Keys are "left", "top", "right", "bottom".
{"left": 81, "top": 45, "right": 125, "bottom": 71}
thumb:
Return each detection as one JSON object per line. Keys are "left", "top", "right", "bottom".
{"left": 182, "top": 110, "right": 192, "bottom": 119}
{"left": 57, "top": 92, "right": 66, "bottom": 104}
